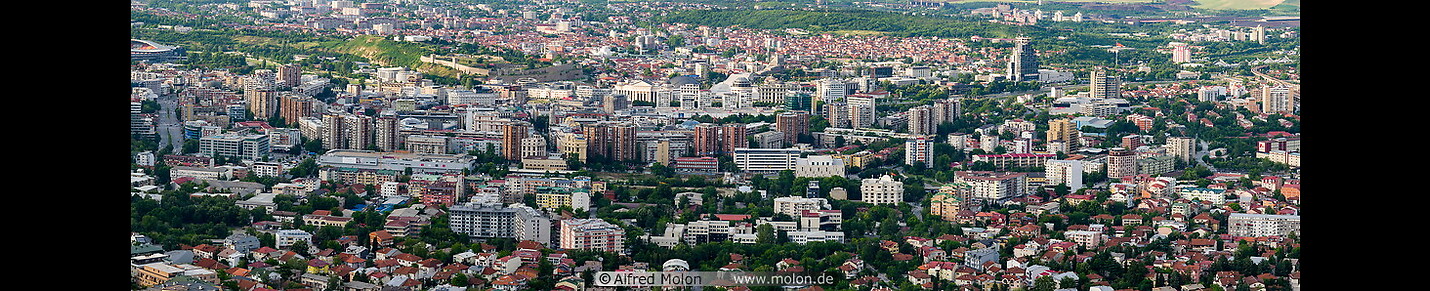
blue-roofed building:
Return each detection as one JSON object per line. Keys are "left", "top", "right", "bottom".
{"left": 676, "top": 120, "right": 702, "bottom": 130}
{"left": 376, "top": 196, "right": 407, "bottom": 213}
{"left": 1072, "top": 117, "right": 1114, "bottom": 129}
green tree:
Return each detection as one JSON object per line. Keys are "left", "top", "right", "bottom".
{"left": 756, "top": 224, "right": 776, "bottom": 244}
{"left": 450, "top": 272, "right": 469, "bottom": 286}
{"left": 1031, "top": 275, "right": 1057, "bottom": 291}
{"left": 182, "top": 139, "right": 200, "bottom": 154}
{"left": 304, "top": 138, "right": 324, "bottom": 153}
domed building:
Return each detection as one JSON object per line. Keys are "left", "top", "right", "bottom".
{"left": 663, "top": 259, "right": 690, "bottom": 272}
{"left": 668, "top": 75, "right": 701, "bottom": 88}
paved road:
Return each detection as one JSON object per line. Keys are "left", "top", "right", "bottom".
{"left": 1252, "top": 65, "right": 1299, "bottom": 89}
{"left": 1189, "top": 138, "right": 1212, "bottom": 172}
{"left": 156, "top": 94, "right": 184, "bottom": 151}
{"left": 907, "top": 202, "right": 923, "bottom": 221}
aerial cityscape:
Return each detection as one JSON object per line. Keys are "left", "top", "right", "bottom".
{"left": 129, "top": 0, "right": 1301, "bottom": 290}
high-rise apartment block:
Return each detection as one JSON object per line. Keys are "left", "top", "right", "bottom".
{"left": 344, "top": 114, "right": 374, "bottom": 151}
{"left": 373, "top": 116, "right": 400, "bottom": 152}
{"left": 847, "top": 95, "right": 876, "bottom": 129}
{"left": 1045, "top": 159, "right": 1085, "bottom": 192}
{"left": 1046, "top": 118, "right": 1079, "bottom": 145}
{"left": 584, "top": 122, "right": 638, "bottom": 163}
{"left": 692, "top": 123, "right": 747, "bottom": 156}
{"left": 824, "top": 102, "right": 851, "bottom": 128}
{"left": 1089, "top": 70, "right": 1121, "bottom": 99}
{"left": 907, "top": 105, "right": 934, "bottom": 135}
{"left": 1166, "top": 136, "right": 1195, "bottom": 163}
{"left": 905, "top": 137, "right": 934, "bottom": 168}
{"left": 277, "top": 64, "right": 302, "bottom": 89}
{"left": 776, "top": 112, "right": 809, "bottom": 145}
{"left": 931, "top": 98, "right": 960, "bottom": 126}
{"left": 1260, "top": 85, "right": 1295, "bottom": 114}
{"left": 1170, "top": 42, "right": 1191, "bottom": 64}
{"left": 244, "top": 90, "right": 279, "bottom": 120}
{"left": 502, "top": 122, "right": 530, "bottom": 161}
{"left": 1106, "top": 148, "right": 1139, "bottom": 179}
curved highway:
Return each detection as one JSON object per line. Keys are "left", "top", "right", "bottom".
{"left": 1252, "top": 65, "right": 1298, "bottom": 90}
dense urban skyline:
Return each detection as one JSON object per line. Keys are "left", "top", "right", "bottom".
{"left": 130, "top": 1, "right": 1301, "bottom": 290}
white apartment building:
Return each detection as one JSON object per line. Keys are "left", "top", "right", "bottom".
{"left": 980, "top": 134, "right": 1000, "bottom": 152}
{"left": 513, "top": 204, "right": 555, "bottom": 246}
{"left": 795, "top": 155, "right": 846, "bottom": 178}
{"left": 561, "top": 219, "right": 626, "bottom": 254}
{"left": 316, "top": 149, "right": 475, "bottom": 175}
{"left": 905, "top": 137, "right": 934, "bottom": 168}
{"left": 861, "top": 175, "right": 904, "bottom": 205}
{"left": 445, "top": 88, "right": 499, "bottom": 106}
{"left": 520, "top": 135, "right": 547, "bottom": 159}
{"left": 732, "top": 148, "right": 802, "bottom": 173}
{"left": 275, "top": 229, "right": 313, "bottom": 249}
{"left": 1166, "top": 136, "right": 1196, "bottom": 163}
{"left": 785, "top": 230, "right": 845, "bottom": 244}
{"left": 448, "top": 202, "right": 518, "bottom": 238}
{"left": 170, "top": 166, "right": 231, "bottom": 181}
{"left": 249, "top": 162, "right": 284, "bottom": 178}
{"left": 774, "top": 196, "right": 831, "bottom": 217}
{"left": 1178, "top": 188, "right": 1227, "bottom": 204}
{"left": 380, "top": 181, "right": 403, "bottom": 197}
{"left": 1044, "top": 159, "right": 1084, "bottom": 192}
{"left": 1228, "top": 213, "right": 1301, "bottom": 237}
{"left": 955, "top": 171, "right": 1027, "bottom": 202}
{"left": 199, "top": 133, "right": 271, "bottom": 161}
{"left": 1064, "top": 230, "right": 1103, "bottom": 248}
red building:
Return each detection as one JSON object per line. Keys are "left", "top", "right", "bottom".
{"left": 673, "top": 157, "right": 719, "bottom": 172}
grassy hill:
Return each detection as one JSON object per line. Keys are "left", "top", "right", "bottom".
{"left": 1192, "top": 0, "right": 1287, "bottom": 10}
{"left": 654, "top": 8, "right": 1044, "bottom": 39}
